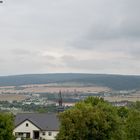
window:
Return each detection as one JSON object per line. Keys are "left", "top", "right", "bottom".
{"left": 42, "top": 132, "right": 46, "bottom": 135}
{"left": 15, "top": 132, "right": 19, "bottom": 137}
{"left": 26, "top": 133, "right": 30, "bottom": 138}
{"left": 48, "top": 132, "right": 52, "bottom": 136}
{"left": 26, "top": 123, "right": 29, "bottom": 127}
{"left": 17, "top": 133, "right": 23, "bottom": 137}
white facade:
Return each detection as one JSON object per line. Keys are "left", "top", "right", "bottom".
{"left": 13, "top": 120, "right": 58, "bottom": 140}
{"left": 40, "top": 131, "right": 58, "bottom": 140}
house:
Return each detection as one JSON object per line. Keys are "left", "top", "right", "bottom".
{"left": 13, "top": 113, "right": 59, "bottom": 140}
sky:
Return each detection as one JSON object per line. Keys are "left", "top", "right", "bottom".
{"left": 0, "top": 0, "right": 140, "bottom": 76}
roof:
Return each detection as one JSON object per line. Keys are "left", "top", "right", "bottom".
{"left": 15, "top": 113, "right": 59, "bottom": 131}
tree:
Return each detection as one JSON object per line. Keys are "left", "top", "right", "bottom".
{"left": 129, "top": 101, "right": 140, "bottom": 111}
{"left": 56, "top": 97, "right": 123, "bottom": 140}
{"left": 125, "top": 110, "right": 140, "bottom": 140}
{"left": 117, "top": 107, "right": 129, "bottom": 119}
{"left": 0, "top": 113, "right": 15, "bottom": 140}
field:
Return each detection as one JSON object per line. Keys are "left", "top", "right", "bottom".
{"left": 0, "top": 84, "right": 110, "bottom": 94}
{"left": 0, "top": 84, "right": 140, "bottom": 102}
{"left": 0, "top": 94, "right": 27, "bottom": 102}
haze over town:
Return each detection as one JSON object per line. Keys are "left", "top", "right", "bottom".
{"left": 0, "top": 0, "right": 140, "bottom": 76}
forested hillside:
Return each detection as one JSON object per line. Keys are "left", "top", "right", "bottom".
{"left": 0, "top": 73, "right": 140, "bottom": 90}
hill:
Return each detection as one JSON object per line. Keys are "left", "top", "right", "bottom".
{"left": 0, "top": 73, "right": 140, "bottom": 90}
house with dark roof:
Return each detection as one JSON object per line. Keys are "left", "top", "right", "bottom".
{"left": 13, "top": 113, "right": 59, "bottom": 140}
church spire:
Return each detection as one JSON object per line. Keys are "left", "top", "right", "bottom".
{"left": 58, "top": 90, "right": 63, "bottom": 107}
{"left": 57, "top": 90, "right": 64, "bottom": 112}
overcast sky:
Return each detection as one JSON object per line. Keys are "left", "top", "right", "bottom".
{"left": 0, "top": 0, "right": 140, "bottom": 76}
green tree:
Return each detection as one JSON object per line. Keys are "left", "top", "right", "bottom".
{"left": 37, "top": 107, "right": 47, "bottom": 113}
{"left": 129, "top": 101, "right": 140, "bottom": 111}
{"left": 56, "top": 97, "right": 123, "bottom": 140}
{"left": 0, "top": 113, "right": 15, "bottom": 140}
{"left": 117, "top": 107, "right": 129, "bottom": 119}
{"left": 125, "top": 110, "right": 140, "bottom": 140}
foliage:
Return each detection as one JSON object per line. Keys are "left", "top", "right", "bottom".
{"left": 57, "top": 97, "right": 140, "bottom": 140}
{"left": 129, "top": 101, "right": 140, "bottom": 111}
{"left": 56, "top": 97, "right": 123, "bottom": 140}
{"left": 0, "top": 113, "right": 15, "bottom": 140}
{"left": 125, "top": 110, "right": 140, "bottom": 140}
{"left": 117, "top": 106, "right": 129, "bottom": 118}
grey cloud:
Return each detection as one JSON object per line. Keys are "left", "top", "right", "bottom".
{"left": 0, "top": 0, "right": 140, "bottom": 75}
{"left": 61, "top": 54, "right": 140, "bottom": 74}
{"left": 11, "top": 49, "right": 31, "bottom": 55}
{"left": 0, "top": 58, "right": 6, "bottom": 63}
{"left": 70, "top": 20, "right": 140, "bottom": 50}
{"left": 61, "top": 55, "right": 77, "bottom": 62}
{"left": 43, "top": 55, "right": 56, "bottom": 61}
{"left": 69, "top": 0, "right": 140, "bottom": 50}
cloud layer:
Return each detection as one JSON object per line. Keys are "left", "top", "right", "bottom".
{"left": 0, "top": 0, "right": 140, "bottom": 75}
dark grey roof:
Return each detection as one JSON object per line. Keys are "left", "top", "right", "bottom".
{"left": 15, "top": 113, "right": 59, "bottom": 131}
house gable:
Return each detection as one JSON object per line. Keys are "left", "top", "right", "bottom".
{"left": 14, "top": 119, "right": 40, "bottom": 133}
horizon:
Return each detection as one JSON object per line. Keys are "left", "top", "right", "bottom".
{"left": 0, "top": 72, "right": 140, "bottom": 77}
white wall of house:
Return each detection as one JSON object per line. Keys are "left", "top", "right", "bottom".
{"left": 13, "top": 120, "right": 39, "bottom": 139}
{"left": 40, "top": 131, "right": 58, "bottom": 140}
{"left": 14, "top": 120, "right": 59, "bottom": 140}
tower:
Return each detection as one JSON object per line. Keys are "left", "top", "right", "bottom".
{"left": 57, "top": 90, "right": 64, "bottom": 112}
{"left": 58, "top": 90, "right": 62, "bottom": 107}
